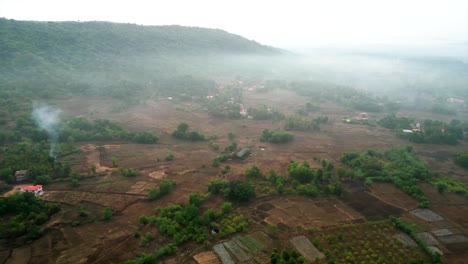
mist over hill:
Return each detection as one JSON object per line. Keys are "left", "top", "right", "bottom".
{"left": 0, "top": 18, "right": 280, "bottom": 99}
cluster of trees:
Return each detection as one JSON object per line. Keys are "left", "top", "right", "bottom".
{"left": 284, "top": 116, "right": 326, "bottom": 131}
{"left": 248, "top": 105, "right": 284, "bottom": 121}
{"left": 128, "top": 193, "right": 248, "bottom": 262}
{"left": 208, "top": 179, "right": 256, "bottom": 203}
{"left": 379, "top": 115, "right": 465, "bottom": 145}
{"left": 349, "top": 97, "right": 383, "bottom": 112}
{"left": 203, "top": 88, "right": 243, "bottom": 119}
{"left": 60, "top": 118, "right": 158, "bottom": 144}
{"left": 1, "top": 141, "right": 71, "bottom": 184}
{"left": 147, "top": 179, "right": 176, "bottom": 201}
{"left": 455, "top": 152, "right": 468, "bottom": 169}
{"left": 118, "top": 168, "right": 138, "bottom": 177}
{"left": 172, "top": 123, "right": 205, "bottom": 141}
{"left": 287, "top": 160, "right": 342, "bottom": 197}
{"left": 0, "top": 192, "right": 60, "bottom": 239}
{"left": 340, "top": 147, "right": 430, "bottom": 207}
{"left": 297, "top": 102, "right": 320, "bottom": 116}
{"left": 0, "top": 19, "right": 277, "bottom": 103}
{"left": 260, "top": 129, "right": 294, "bottom": 143}
{"left": 270, "top": 248, "right": 307, "bottom": 264}
{"left": 242, "top": 161, "right": 342, "bottom": 197}
{"left": 378, "top": 115, "right": 414, "bottom": 130}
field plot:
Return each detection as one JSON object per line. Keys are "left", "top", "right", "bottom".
{"left": 410, "top": 209, "right": 444, "bottom": 222}
{"left": 368, "top": 183, "right": 419, "bottom": 211}
{"left": 416, "top": 232, "right": 440, "bottom": 246}
{"left": 43, "top": 191, "right": 143, "bottom": 211}
{"left": 290, "top": 235, "right": 325, "bottom": 262}
{"left": 193, "top": 251, "right": 220, "bottom": 264}
{"left": 310, "top": 220, "right": 429, "bottom": 263}
{"left": 213, "top": 244, "right": 234, "bottom": 264}
{"left": 431, "top": 228, "right": 454, "bottom": 237}
{"left": 438, "top": 235, "right": 468, "bottom": 244}
{"left": 222, "top": 241, "right": 250, "bottom": 262}
{"left": 251, "top": 196, "right": 363, "bottom": 229}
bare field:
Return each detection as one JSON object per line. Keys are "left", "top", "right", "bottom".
{"left": 5, "top": 89, "right": 467, "bottom": 263}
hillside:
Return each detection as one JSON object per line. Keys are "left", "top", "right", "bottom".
{"left": 0, "top": 19, "right": 280, "bottom": 99}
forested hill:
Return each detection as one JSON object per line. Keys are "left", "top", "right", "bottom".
{"left": 0, "top": 18, "right": 278, "bottom": 57}
{"left": 0, "top": 18, "right": 281, "bottom": 99}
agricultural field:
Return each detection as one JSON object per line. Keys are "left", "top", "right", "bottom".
{"left": 0, "top": 86, "right": 467, "bottom": 264}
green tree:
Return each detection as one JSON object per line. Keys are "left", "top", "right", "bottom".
{"left": 102, "top": 207, "right": 112, "bottom": 221}
{"left": 224, "top": 181, "right": 255, "bottom": 203}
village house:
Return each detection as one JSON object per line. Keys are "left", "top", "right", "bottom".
{"left": 21, "top": 185, "right": 44, "bottom": 196}
{"left": 14, "top": 170, "right": 29, "bottom": 182}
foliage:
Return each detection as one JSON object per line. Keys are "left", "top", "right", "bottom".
{"left": 270, "top": 248, "right": 306, "bottom": 264}
{"left": 118, "top": 168, "right": 139, "bottom": 177}
{"left": 285, "top": 116, "right": 328, "bottom": 131}
{"left": 172, "top": 123, "right": 205, "bottom": 141}
{"left": 1, "top": 141, "right": 71, "bottom": 182}
{"left": 129, "top": 196, "right": 249, "bottom": 262}
{"left": 454, "top": 152, "right": 468, "bottom": 169}
{"left": 102, "top": 208, "right": 113, "bottom": 221}
{"left": 260, "top": 129, "right": 294, "bottom": 143}
{"left": 0, "top": 19, "right": 277, "bottom": 102}
{"left": 244, "top": 164, "right": 265, "bottom": 179}
{"left": 203, "top": 88, "right": 243, "bottom": 119}
{"left": 148, "top": 179, "right": 176, "bottom": 201}
{"left": 379, "top": 115, "right": 465, "bottom": 145}
{"left": 58, "top": 118, "right": 158, "bottom": 143}
{"left": 0, "top": 192, "right": 60, "bottom": 239}
{"left": 165, "top": 153, "right": 175, "bottom": 161}
{"left": 429, "top": 177, "right": 468, "bottom": 197}
{"left": 248, "top": 105, "right": 284, "bottom": 121}
{"left": 340, "top": 147, "right": 430, "bottom": 207}
{"left": 224, "top": 181, "right": 256, "bottom": 203}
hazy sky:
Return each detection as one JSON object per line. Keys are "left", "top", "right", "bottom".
{"left": 1, "top": 0, "right": 467, "bottom": 47}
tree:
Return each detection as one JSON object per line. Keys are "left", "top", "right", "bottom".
{"left": 455, "top": 152, "right": 468, "bottom": 169}
{"left": 102, "top": 208, "right": 112, "bottom": 220}
{"left": 90, "top": 164, "right": 97, "bottom": 174}
{"left": 436, "top": 182, "right": 447, "bottom": 193}
{"left": 244, "top": 164, "right": 263, "bottom": 179}
{"left": 189, "top": 192, "right": 204, "bottom": 207}
{"left": 224, "top": 181, "right": 255, "bottom": 203}
{"left": 111, "top": 157, "right": 119, "bottom": 167}
{"left": 221, "top": 202, "right": 233, "bottom": 215}
{"left": 228, "top": 132, "right": 235, "bottom": 140}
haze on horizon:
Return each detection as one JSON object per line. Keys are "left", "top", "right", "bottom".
{"left": 1, "top": 0, "right": 467, "bottom": 51}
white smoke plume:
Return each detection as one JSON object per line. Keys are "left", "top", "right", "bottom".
{"left": 32, "top": 102, "right": 62, "bottom": 158}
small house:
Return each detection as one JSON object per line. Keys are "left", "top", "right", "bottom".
{"left": 21, "top": 185, "right": 43, "bottom": 196}
{"left": 402, "top": 129, "right": 413, "bottom": 133}
{"left": 236, "top": 148, "right": 251, "bottom": 159}
{"left": 15, "top": 170, "right": 29, "bottom": 182}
